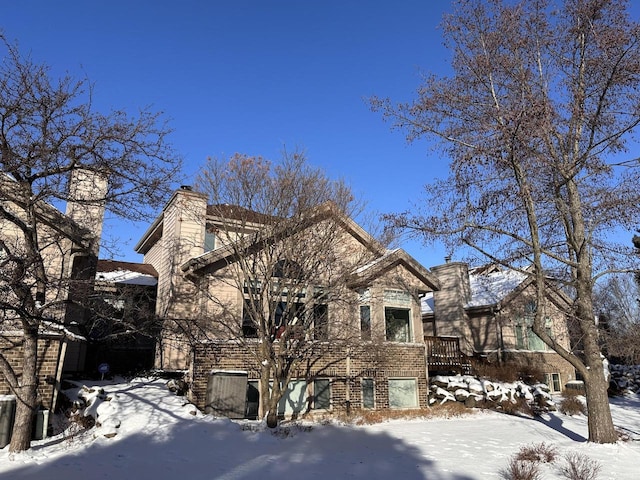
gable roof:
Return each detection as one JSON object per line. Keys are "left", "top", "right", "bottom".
{"left": 349, "top": 248, "right": 440, "bottom": 292}
{"left": 206, "top": 204, "right": 275, "bottom": 225}
{"left": 421, "top": 267, "right": 528, "bottom": 315}
{"left": 421, "top": 264, "right": 573, "bottom": 316}
{"left": 181, "top": 201, "right": 387, "bottom": 276}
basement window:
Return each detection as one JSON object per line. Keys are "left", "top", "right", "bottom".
{"left": 312, "top": 379, "right": 331, "bottom": 409}
{"left": 388, "top": 378, "right": 418, "bottom": 409}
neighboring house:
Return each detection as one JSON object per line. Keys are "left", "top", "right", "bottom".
{"left": 422, "top": 262, "right": 576, "bottom": 392}
{"left": 80, "top": 260, "right": 159, "bottom": 375}
{"left": 135, "top": 187, "right": 440, "bottom": 416}
{"left": 0, "top": 170, "right": 106, "bottom": 411}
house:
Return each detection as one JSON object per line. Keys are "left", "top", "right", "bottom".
{"left": 0, "top": 170, "right": 107, "bottom": 414}
{"left": 422, "top": 262, "right": 576, "bottom": 392}
{"left": 79, "top": 260, "right": 159, "bottom": 375}
{"left": 135, "top": 187, "right": 441, "bottom": 416}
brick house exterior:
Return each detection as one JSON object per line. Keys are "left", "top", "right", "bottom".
{"left": 422, "top": 262, "right": 576, "bottom": 391}
{"left": 135, "top": 187, "right": 439, "bottom": 415}
{"left": 0, "top": 334, "right": 66, "bottom": 411}
{"left": 1, "top": 170, "right": 106, "bottom": 414}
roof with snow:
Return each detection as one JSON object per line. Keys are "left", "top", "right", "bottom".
{"left": 421, "top": 267, "right": 528, "bottom": 315}
{"left": 96, "top": 260, "right": 158, "bottom": 286}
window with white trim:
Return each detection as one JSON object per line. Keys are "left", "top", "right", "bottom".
{"left": 388, "top": 378, "right": 418, "bottom": 409}
{"left": 545, "top": 373, "right": 561, "bottom": 393}
{"left": 385, "top": 307, "right": 411, "bottom": 342}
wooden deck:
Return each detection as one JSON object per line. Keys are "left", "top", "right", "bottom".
{"left": 424, "top": 336, "right": 472, "bottom": 375}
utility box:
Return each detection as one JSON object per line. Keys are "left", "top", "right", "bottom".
{"left": 33, "top": 409, "right": 49, "bottom": 440}
{"left": 205, "top": 371, "right": 248, "bottom": 419}
{"left": 0, "top": 396, "right": 16, "bottom": 449}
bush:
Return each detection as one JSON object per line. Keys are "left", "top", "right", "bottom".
{"left": 499, "top": 459, "right": 542, "bottom": 480}
{"left": 499, "top": 397, "right": 534, "bottom": 417}
{"left": 515, "top": 443, "right": 558, "bottom": 464}
{"left": 471, "top": 358, "right": 545, "bottom": 384}
{"left": 559, "top": 452, "right": 601, "bottom": 480}
{"left": 472, "top": 359, "right": 519, "bottom": 382}
{"left": 558, "top": 390, "right": 587, "bottom": 416}
{"left": 330, "top": 403, "right": 472, "bottom": 425}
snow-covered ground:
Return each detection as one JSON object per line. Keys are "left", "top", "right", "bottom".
{"left": 1, "top": 378, "right": 640, "bottom": 479}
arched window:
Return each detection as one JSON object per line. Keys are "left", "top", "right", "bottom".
{"left": 273, "top": 259, "right": 303, "bottom": 279}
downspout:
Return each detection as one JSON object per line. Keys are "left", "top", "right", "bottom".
{"left": 494, "top": 306, "right": 504, "bottom": 364}
{"left": 345, "top": 347, "right": 351, "bottom": 415}
{"left": 51, "top": 337, "right": 69, "bottom": 412}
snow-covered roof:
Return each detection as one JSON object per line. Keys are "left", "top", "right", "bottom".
{"left": 96, "top": 260, "right": 158, "bottom": 286}
{"left": 353, "top": 249, "right": 400, "bottom": 274}
{"left": 467, "top": 268, "right": 528, "bottom": 307}
{"left": 96, "top": 269, "right": 158, "bottom": 286}
{"left": 421, "top": 268, "right": 528, "bottom": 315}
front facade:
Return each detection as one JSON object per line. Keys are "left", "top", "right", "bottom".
{"left": 136, "top": 188, "right": 440, "bottom": 415}
{"left": 422, "top": 262, "right": 576, "bottom": 392}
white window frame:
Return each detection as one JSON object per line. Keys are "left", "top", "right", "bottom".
{"left": 545, "top": 373, "right": 562, "bottom": 393}
{"left": 388, "top": 377, "right": 418, "bottom": 409}
{"left": 384, "top": 306, "right": 412, "bottom": 343}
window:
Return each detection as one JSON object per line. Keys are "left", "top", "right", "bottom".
{"left": 273, "top": 259, "right": 303, "bottom": 279}
{"left": 546, "top": 373, "right": 561, "bottom": 393}
{"left": 385, "top": 307, "right": 411, "bottom": 342}
{"left": 388, "top": 378, "right": 418, "bottom": 409}
{"left": 313, "top": 379, "right": 331, "bottom": 409}
{"left": 313, "top": 304, "right": 328, "bottom": 340}
{"left": 515, "top": 316, "right": 552, "bottom": 351}
{"left": 360, "top": 305, "right": 371, "bottom": 340}
{"left": 242, "top": 301, "right": 258, "bottom": 338}
{"left": 277, "top": 380, "right": 307, "bottom": 415}
{"left": 362, "top": 378, "right": 375, "bottom": 408}
{"left": 204, "top": 230, "right": 216, "bottom": 252}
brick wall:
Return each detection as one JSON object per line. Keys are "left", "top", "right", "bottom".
{"left": 190, "top": 340, "right": 428, "bottom": 413}
{"left": 503, "top": 351, "right": 576, "bottom": 389}
{"left": 0, "top": 334, "right": 63, "bottom": 410}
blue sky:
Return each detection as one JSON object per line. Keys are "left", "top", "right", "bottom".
{"left": 6, "top": 1, "right": 638, "bottom": 268}
{"left": 3, "top": 0, "right": 456, "bottom": 268}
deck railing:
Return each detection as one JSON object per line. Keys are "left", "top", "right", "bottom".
{"left": 424, "top": 336, "right": 472, "bottom": 374}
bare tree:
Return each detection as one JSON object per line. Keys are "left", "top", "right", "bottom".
{"left": 183, "top": 152, "right": 381, "bottom": 427}
{"left": 372, "top": 0, "right": 640, "bottom": 443}
{"left": 596, "top": 272, "right": 640, "bottom": 364}
{"left": 0, "top": 35, "right": 181, "bottom": 451}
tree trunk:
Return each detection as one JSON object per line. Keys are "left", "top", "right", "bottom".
{"left": 583, "top": 368, "right": 617, "bottom": 443}
{"left": 575, "top": 271, "right": 618, "bottom": 444}
{"left": 9, "top": 329, "right": 38, "bottom": 452}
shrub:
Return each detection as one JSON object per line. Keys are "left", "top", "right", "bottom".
{"left": 472, "top": 359, "right": 519, "bottom": 383}
{"left": 331, "top": 403, "right": 472, "bottom": 425}
{"left": 515, "top": 442, "right": 558, "bottom": 464}
{"left": 499, "top": 397, "right": 534, "bottom": 417}
{"left": 499, "top": 459, "right": 542, "bottom": 480}
{"left": 559, "top": 452, "right": 601, "bottom": 480}
{"left": 471, "top": 358, "right": 545, "bottom": 384}
{"left": 518, "top": 363, "right": 546, "bottom": 384}
{"left": 558, "top": 390, "right": 587, "bottom": 416}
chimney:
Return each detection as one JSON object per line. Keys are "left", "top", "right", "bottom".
{"left": 65, "top": 168, "right": 108, "bottom": 256}
{"left": 430, "top": 261, "right": 472, "bottom": 348}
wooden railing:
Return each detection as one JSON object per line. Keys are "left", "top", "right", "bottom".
{"left": 424, "top": 336, "right": 472, "bottom": 374}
